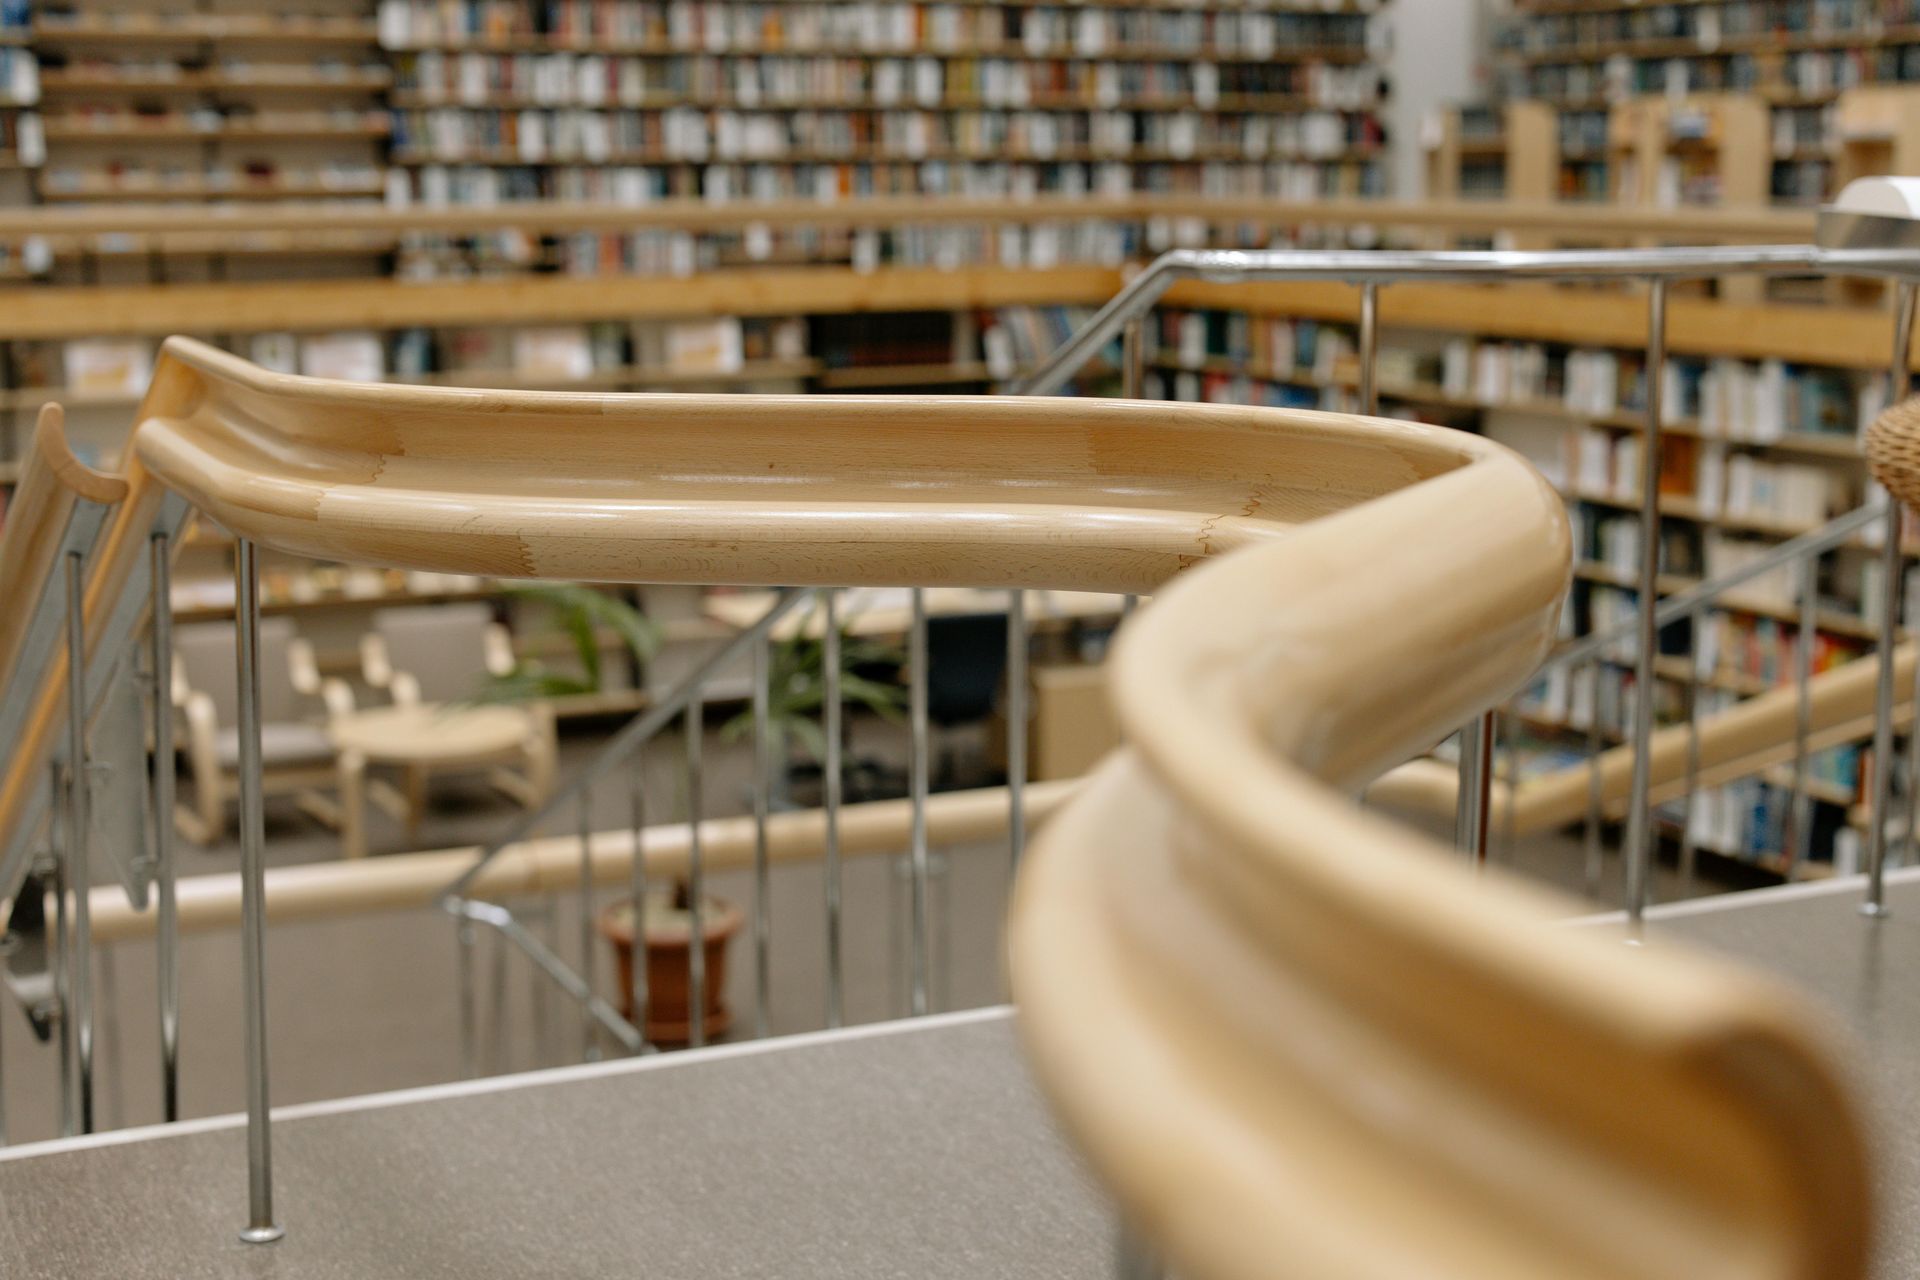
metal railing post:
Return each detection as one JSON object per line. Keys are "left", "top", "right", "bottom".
{"left": 1121, "top": 316, "right": 1144, "bottom": 399}
{"left": 1679, "top": 605, "right": 1704, "bottom": 895}
{"left": 456, "top": 917, "right": 478, "bottom": 1079}
{"left": 908, "top": 589, "right": 931, "bottom": 1017}
{"left": 685, "top": 692, "right": 708, "bottom": 1048}
{"left": 1789, "top": 556, "right": 1818, "bottom": 873}
{"left": 1865, "top": 279, "right": 1917, "bottom": 917}
{"left": 232, "top": 537, "right": 282, "bottom": 1244}
{"left": 629, "top": 751, "right": 652, "bottom": 1051}
{"left": 1356, "top": 280, "right": 1379, "bottom": 415}
{"left": 750, "top": 632, "right": 770, "bottom": 1039}
{"left": 149, "top": 531, "right": 179, "bottom": 1122}
{"left": 61, "top": 552, "right": 95, "bottom": 1135}
{"left": 822, "top": 589, "right": 843, "bottom": 1029}
{"left": 1582, "top": 662, "right": 1604, "bottom": 897}
{"left": 1007, "top": 590, "right": 1029, "bottom": 870}
{"left": 1622, "top": 278, "right": 1668, "bottom": 929}
{"left": 576, "top": 791, "right": 598, "bottom": 1063}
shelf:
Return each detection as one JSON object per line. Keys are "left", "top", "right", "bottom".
{"left": 389, "top": 144, "right": 1378, "bottom": 168}
{"left": 38, "top": 179, "right": 387, "bottom": 202}
{"left": 45, "top": 121, "right": 391, "bottom": 143}
{"left": 1513, "top": 24, "right": 1920, "bottom": 65}
{"left": 382, "top": 37, "right": 1366, "bottom": 63}
{"left": 34, "top": 17, "right": 379, "bottom": 45}
{"left": 814, "top": 360, "right": 993, "bottom": 389}
{"left": 388, "top": 87, "right": 1333, "bottom": 113}
{"left": 39, "top": 69, "right": 392, "bottom": 95}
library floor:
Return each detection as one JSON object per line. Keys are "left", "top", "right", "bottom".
{"left": 0, "top": 712, "right": 1708, "bottom": 1147}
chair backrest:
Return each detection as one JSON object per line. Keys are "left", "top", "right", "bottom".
{"left": 926, "top": 612, "right": 1008, "bottom": 727}
{"left": 175, "top": 617, "right": 303, "bottom": 727}
{"left": 373, "top": 603, "right": 496, "bottom": 704}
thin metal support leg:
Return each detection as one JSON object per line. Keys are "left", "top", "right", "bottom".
{"left": 908, "top": 589, "right": 931, "bottom": 1017}
{"left": 62, "top": 551, "right": 94, "bottom": 1135}
{"left": 456, "top": 917, "right": 478, "bottom": 1080}
{"left": 1121, "top": 316, "right": 1144, "bottom": 399}
{"left": 0, "top": 932, "right": 9, "bottom": 1145}
{"left": 629, "top": 750, "right": 651, "bottom": 1052}
{"left": 1357, "top": 280, "right": 1379, "bottom": 415}
{"left": 576, "top": 791, "right": 599, "bottom": 1063}
{"left": 1007, "top": 590, "right": 1029, "bottom": 870}
{"left": 1582, "top": 661, "right": 1604, "bottom": 898}
{"left": 233, "top": 537, "right": 283, "bottom": 1245}
{"left": 1789, "top": 555, "right": 1817, "bottom": 874}
{"left": 98, "top": 946, "right": 122, "bottom": 1131}
{"left": 1866, "top": 279, "right": 1917, "bottom": 917}
{"left": 1452, "top": 713, "right": 1493, "bottom": 865}
{"left": 1622, "top": 278, "right": 1668, "bottom": 930}
{"left": 46, "top": 837, "right": 73, "bottom": 1138}
{"left": 486, "top": 927, "right": 510, "bottom": 1075}
{"left": 686, "top": 693, "right": 708, "bottom": 1048}
{"left": 822, "top": 590, "right": 843, "bottom": 1029}
{"left": 149, "top": 532, "right": 179, "bottom": 1123}
{"left": 750, "top": 633, "right": 770, "bottom": 1039}
{"left": 1679, "top": 607, "right": 1704, "bottom": 895}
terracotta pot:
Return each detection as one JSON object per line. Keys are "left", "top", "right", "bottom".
{"left": 597, "top": 891, "right": 744, "bottom": 1046}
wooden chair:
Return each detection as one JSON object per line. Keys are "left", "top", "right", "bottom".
{"left": 356, "top": 602, "right": 555, "bottom": 825}
{"left": 170, "top": 617, "right": 347, "bottom": 844}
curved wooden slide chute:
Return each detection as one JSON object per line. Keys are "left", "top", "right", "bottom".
{"left": 0, "top": 336, "right": 1873, "bottom": 1277}
{"left": 1008, "top": 425, "right": 1873, "bottom": 1272}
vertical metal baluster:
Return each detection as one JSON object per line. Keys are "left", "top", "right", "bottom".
{"left": 0, "top": 932, "right": 8, "bottom": 1145}
{"left": 98, "top": 946, "right": 122, "bottom": 1131}
{"left": 456, "top": 917, "right": 478, "bottom": 1080}
{"left": 1007, "top": 590, "right": 1029, "bottom": 870}
{"left": 686, "top": 692, "right": 708, "bottom": 1048}
{"left": 1356, "top": 280, "right": 1379, "bottom": 415}
{"left": 1583, "top": 661, "right": 1604, "bottom": 898}
{"left": 1121, "top": 315, "right": 1144, "bottom": 399}
{"left": 629, "top": 749, "right": 651, "bottom": 1052}
{"left": 45, "top": 827, "right": 72, "bottom": 1136}
{"left": 1906, "top": 618, "right": 1920, "bottom": 866}
{"left": 149, "top": 532, "right": 179, "bottom": 1122}
{"left": 822, "top": 590, "right": 843, "bottom": 1029}
{"left": 1679, "top": 606, "right": 1704, "bottom": 896}
{"left": 577, "top": 791, "right": 598, "bottom": 1063}
{"left": 1622, "top": 278, "right": 1668, "bottom": 929}
{"left": 62, "top": 552, "right": 94, "bottom": 1135}
{"left": 533, "top": 895, "right": 557, "bottom": 1065}
{"left": 908, "top": 589, "right": 931, "bottom": 1017}
{"left": 1789, "top": 555, "right": 1817, "bottom": 874}
{"left": 486, "top": 927, "right": 510, "bottom": 1075}
{"left": 233, "top": 538, "right": 283, "bottom": 1245}
{"left": 750, "top": 632, "right": 771, "bottom": 1039}
{"left": 1866, "top": 280, "right": 1917, "bottom": 918}
{"left": 1453, "top": 718, "right": 1481, "bottom": 857}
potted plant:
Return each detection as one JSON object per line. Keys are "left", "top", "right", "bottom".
{"left": 597, "top": 884, "right": 745, "bottom": 1044}
{"left": 721, "top": 599, "right": 908, "bottom": 808}
{"left": 475, "top": 585, "right": 744, "bottom": 1044}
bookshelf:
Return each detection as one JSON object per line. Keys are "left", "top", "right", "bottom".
{"left": 1496, "top": 0, "right": 1920, "bottom": 211}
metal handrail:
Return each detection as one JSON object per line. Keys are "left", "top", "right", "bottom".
{"left": 1552, "top": 501, "right": 1885, "bottom": 671}
{"left": 1014, "top": 244, "right": 1920, "bottom": 397}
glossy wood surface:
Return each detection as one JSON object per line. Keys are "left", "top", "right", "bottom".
{"left": 1009, "top": 402, "right": 1872, "bottom": 1277}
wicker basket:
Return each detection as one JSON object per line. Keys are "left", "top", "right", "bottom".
{"left": 1865, "top": 394, "right": 1920, "bottom": 508}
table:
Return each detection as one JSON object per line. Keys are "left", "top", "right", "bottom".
{"left": 329, "top": 702, "right": 546, "bottom": 858}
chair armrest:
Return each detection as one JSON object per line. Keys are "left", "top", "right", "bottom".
{"left": 390, "top": 671, "right": 423, "bottom": 706}
{"left": 484, "top": 621, "right": 516, "bottom": 679}
{"left": 360, "top": 633, "right": 394, "bottom": 691}
{"left": 318, "top": 677, "right": 356, "bottom": 723}
{"left": 287, "top": 636, "right": 323, "bottom": 697}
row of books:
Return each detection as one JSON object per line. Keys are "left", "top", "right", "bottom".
{"left": 425, "top": 50, "right": 1354, "bottom": 104}
{"left": 1443, "top": 338, "right": 1871, "bottom": 441}
{"left": 534, "top": 1, "right": 1372, "bottom": 56}
{"left": 1519, "top": 45, "right": 1920, "bottom": 101}
{"left": 391, "top": 53, "right": 1362, "bottom": 109}
{"left": 38, "top": 317, "right": 811, "bottom": 396}
{"left": 39, "top": 161, "right": 383, "bottom": 196}
{"left": 388, "top": 104, "right": 1379, "bottom": 163}
{"left": 1666, "top": 773, "right": 1855, "bottom": 870}
{"left": 1569, "top": 427, "right": 1838, "bottom": 525}
{"left": 377, "top": 0, "right": 1376, "bottom": 49}
{"left": 1513, "top": 0, "right": 1914, "bottom": 54}
{"left": 394, "top": 153, "right": 1378, "bottom": 209}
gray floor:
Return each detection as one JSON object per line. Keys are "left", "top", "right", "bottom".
{"left": 0, "top": 710, "right": 1731, "bottom": 1148}
{"left": 0, "top": 1010, "right": 1109, "bottom": 1280}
